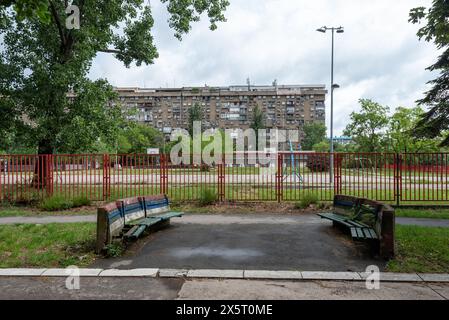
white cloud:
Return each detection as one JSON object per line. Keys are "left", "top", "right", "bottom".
{"left": 88, "top": 0, "right": 438, "bottom": 135}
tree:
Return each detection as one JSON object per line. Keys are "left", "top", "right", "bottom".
{"left": 0, "top": 1, "right": 229, "bottom": 186}
{"left": 343, "top": 99, "right": 389, "bottom": 152}
{"left": 302, "top": 122, "right": 326, "bottom": 151}
{"left": 409, "top": 1, "right": 449, "bottom": 145}
{"left": 0, "top": 0, "right": 50, "bottom": 24}
{"left": 250, "top": 105, "right": 265, "bottom": 150}
{"left": 117, "top": 123, "right": 164, "bottom": 154}
{"left": 387, "top": 106, "right": 441, "bottom": 153}
{"left": 188, "top": 103, "right": 204, "bottom": 136}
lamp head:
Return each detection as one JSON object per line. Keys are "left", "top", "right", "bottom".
{"left": 316, "top": 27, "right": 326, "bottom": 33}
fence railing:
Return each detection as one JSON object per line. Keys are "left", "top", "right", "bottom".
{"left": 1, "top": 152, "right": 448, "bottom": 205}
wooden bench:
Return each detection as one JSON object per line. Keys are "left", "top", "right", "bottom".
{"left": 96, "top": 194, "right": 183, "bottom": 252}
{"left": 317, "top": 195, "right": 395, "bottom": 259}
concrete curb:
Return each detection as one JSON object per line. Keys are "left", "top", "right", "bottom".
{"left": 0, "top": 268, "right": 448, "bottom": 283}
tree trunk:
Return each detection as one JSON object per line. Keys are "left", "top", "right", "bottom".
{"left": 32, "top": 140, "right": 53, "bottom": 190}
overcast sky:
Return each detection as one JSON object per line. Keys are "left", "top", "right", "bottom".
{"left": 89, "top": 0, "right": 438, "bottom": 136}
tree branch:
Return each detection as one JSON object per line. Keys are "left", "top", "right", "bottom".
{"left": 99, "top": 49, "right": 123, "bottom": 55}
{"left": 49, "top": 0, "right": 66, "bottom": 49}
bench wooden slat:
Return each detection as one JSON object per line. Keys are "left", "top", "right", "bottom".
{"left": 362, "top": 228, "right": 373, "bottom": 239}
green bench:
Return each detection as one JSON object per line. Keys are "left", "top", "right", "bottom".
{"left": 96, "top": 194, "right": 183, "bottom": 252}
{"left": 317, "top": 195, "right": 395, "bottom": 259}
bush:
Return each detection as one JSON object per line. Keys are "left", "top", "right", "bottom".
{"left": 295, "top": 193, "right": 319, "bottom": 209}
{"left": 39, "top": 195, "right": 91, "bottom": 211}
{"left": 72, "top": 196, "right": 91, "bottom": 207}
{"left": 306, "top": 154, "right": 330, "bottom": 172}
{"left": 39, "top": 195, "right": 73, "bottom": 211}
{"left": 199, "top": 188, "right": 217, "bottom": 206}
{"left": 104, "top": 242, "right": 125, "bottom": 258}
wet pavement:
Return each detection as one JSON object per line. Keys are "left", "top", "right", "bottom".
{"left": 93, "top": 214, "right": 384, "bottom": 272}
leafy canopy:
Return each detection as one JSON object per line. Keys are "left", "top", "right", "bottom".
{"left": 343, "top": 99, "right": 390, "bottom": 152}
{"left": 302, "top": 122, "right": 326, "bottom": 151}
{"left": 0, "top": 0, "right": 229, "bottom": 154}
{"left": 409, "top": 0, "right": 449, "bottom": 145}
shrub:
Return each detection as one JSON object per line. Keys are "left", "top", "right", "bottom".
{"left": 199, "top": 188, "right": 217, "bottom": 206}
{"left": 306, "top": 154, "right": 330, "bottom": 172}
{"left": 104, "top": 242, "right": 125, "bottom": 258}
{"left": 295, "top": 193, "right": 319, "bottom": 209}
{"left": 72, "top": 196, "right": 91, "bottom": 208}
{"left": 39, "top": 195, "right": 73, "bottom": 211}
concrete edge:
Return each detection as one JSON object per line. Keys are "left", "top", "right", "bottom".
{"left": 0, "top": 268, "right": 448, "bottom": 283}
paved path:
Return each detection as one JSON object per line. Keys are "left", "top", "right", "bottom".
{"left": 0, "top": 276, "right": 447, "bottom": 300}
{"left": 0, "top": 215, "right": 96, "bottom": 225}
{"left": 0, "top": 214, "right": 448, "bottom": 227}
{"left": 93, "top": 215, "right": 382, "bottom": 271}
{"left": 396, "top": 217, "right": 449, "bottom": 228}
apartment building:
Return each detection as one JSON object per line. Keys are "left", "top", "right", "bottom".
{"left": 114, "top": 84, "right": 327, "bottom": 136}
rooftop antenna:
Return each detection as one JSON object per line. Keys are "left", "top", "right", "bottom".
{"left": 246, "top": 77, "right": 251, "bottom": 91}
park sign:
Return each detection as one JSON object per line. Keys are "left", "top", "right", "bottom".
{"left": 147, "top": 148, "right": 160, "bottom": 155}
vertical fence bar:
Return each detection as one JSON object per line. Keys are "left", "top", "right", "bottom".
{"left": 394, "top": 153, "right": 402, "bottom": 206}
{"left": 102, "top": 154, "right": 110, "bottom": 201}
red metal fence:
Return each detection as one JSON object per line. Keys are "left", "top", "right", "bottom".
{"left": 1, "top": 152, "right": 448, "bottom": 205}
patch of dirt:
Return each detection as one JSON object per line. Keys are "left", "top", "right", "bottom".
{"left": 172, "top": 202, "right": 333, "bottom": 215}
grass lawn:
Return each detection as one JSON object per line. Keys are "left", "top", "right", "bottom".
{"left": 395, "top": 208, "right": 449, "bottom": 219}
{"left": 387, "top": 225, "right": 449, "bottom": 273}
{"left": 0, "top": 223, "right": 97, "bottom": 268}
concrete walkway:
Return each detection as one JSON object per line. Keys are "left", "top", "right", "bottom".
{"left": 396, "top": 217, "right": 449, "bottom": 228}
{"left": 0, "top": 275, "right": 448, "bottom": 300}
{"left": 0, "top": 215, "right": 96, "bottom": 225}
{"left": 0, "top": 214, "right": 448, "bottom": 227}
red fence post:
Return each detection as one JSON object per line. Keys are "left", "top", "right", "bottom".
{"left": 217, "top": 155, "right": 225, "bottom": 202}
{"left": 160, "top": 154, "right": 168, "bottom": 195}
{"left": 45, "top": 154, "right": 54, "bottom": 197}
{"left": 394, "top": 153, "right": 402, "bottom": 206}
{"left": 333, "top": 153, "right": 340, "bottom": 195}
{"left": 276, "top": 153, "right": 283, "bottom": 203}
{"left": 102, "top": 154, "right": 110, "bottom": 201}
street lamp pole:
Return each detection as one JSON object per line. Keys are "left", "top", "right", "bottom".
{"left": 317, "top": 26, "right": 344, "bottom": 184}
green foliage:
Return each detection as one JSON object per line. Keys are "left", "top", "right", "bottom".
{"left": 0, "top": 1, "right": 229, "bottom": 154}
{"left": 344, "top": 100, "right": 445, "bottom": 153}
{"left": 295, "top": 193, "right": 319, "bottom": 209}
{"left": 188, "top": 103, "right": 204, "bottom": 136}
{"left": 39, "top": 195, "right": 91, "bottom": 211}
{"left": 250, "top": 105, "right": 266, "bottom": 132}
{"left": 0, "top": 0, "right": 50, "bottom": 24}
{"left": 39, "top": 196, "right": 73, "bottom": 211}
{"left": 104, "top": 242, "right": 125, "bottom": 258}
{"left": 312, "top": 141, "right": 330, "bottom": 152}
{"left": 343, "top": 99, "right": 390, "bottom": 152}
{"left": 409, "top": 1, "right": 449, "bottom": 146}
{"left": 388, "top": 106, "right": 441, "bottom": 153}
{"left": 72, "top": 196, "right": 91, "bottom": 208}
{"left": 199, "top": 188, "right": 217, "bottom": 206}
{"left": 117, "top": 123, "right": 164, "bottom": 154}
{"left": 302, "top": 122, "right": 327, "bottom": 151}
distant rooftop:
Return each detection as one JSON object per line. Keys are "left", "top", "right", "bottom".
{"left": 114, "top": 84, "right": 327, "bottom": 94}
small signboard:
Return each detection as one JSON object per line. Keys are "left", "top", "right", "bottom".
{"left": 147, "top": 148, "right": 160, "bottom": 155}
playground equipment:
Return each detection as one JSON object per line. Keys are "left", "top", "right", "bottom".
{"left": 282, "top": 140, "right": 303, "bottom": 184}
